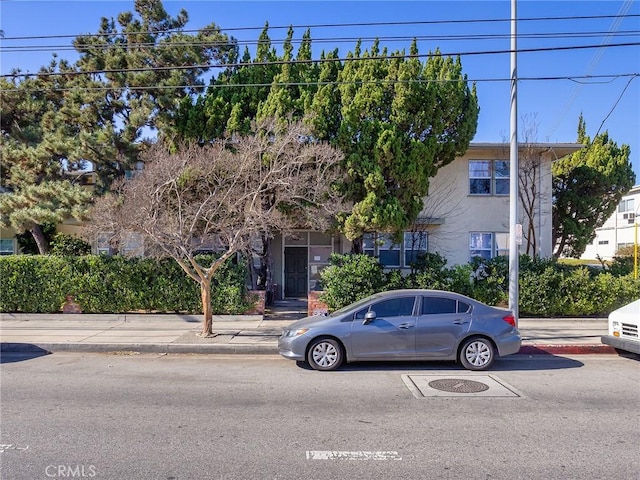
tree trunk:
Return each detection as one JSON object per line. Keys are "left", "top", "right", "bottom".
{"left": 553, "top": 236, "right": 566, "bottom": 259}
{"left": 351, "top": 236, "right": 364, "bottom": 254}
{"left": 263, "top": 237, "right": 273, "bottom": 305}
{"left": 30, "top": 224, "right": 50, "bottom": 254}
{"left": 200, "top": 277, "right": 214, "bottom": 336}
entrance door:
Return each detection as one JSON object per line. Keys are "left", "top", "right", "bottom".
{"left": 284, "top": 247, "right": 308, "bottom": 298}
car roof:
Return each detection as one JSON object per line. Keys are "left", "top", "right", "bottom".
{"left": 373, "top": 289, "right": 476, "bottom": 301}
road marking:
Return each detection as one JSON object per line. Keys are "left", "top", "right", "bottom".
{"left": 0, "top": 444, "right": 29, "bottom": 453}
{"left": 306, "top": 451, "right": 401, "bottom": 461}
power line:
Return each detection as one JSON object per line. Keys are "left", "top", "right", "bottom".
{"left": 2, "top": 30, "right": 639, "bottom": 54}
{"left": 547, "top": 0, "right": 636, "bottom": 139}
{"left": 2, "top": 41, "right": 639, "bottom": 80}
{"left": 1, "top": 13, "right": 638, "bottom": 41}
{"left": 593, "top": 75, "right": 637, "bottom": 138}
{"left": 2, "top": 73, "right": 637, "bottom": 94}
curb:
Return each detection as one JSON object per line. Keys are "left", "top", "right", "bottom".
{"left": 0, "top": 342, "right": 278, "bottom": 355}
{"left": 517, "top": 344, "right": 617, "bottom": 355}
{"left": 1, "top": 342, "right": 620, "bottom": 356}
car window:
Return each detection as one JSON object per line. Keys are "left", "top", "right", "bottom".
{"left": 458, "top": 301, "right": 471, "bottom": 314}
{"left": 330, "top": 295, "right": 376, "bottom": 317}
{"left": 371, "top": 297, "right": 416, "bottom": 317}
{"left": 421, "top": 297, "right": 457, "bottom": 315}
{"left": 354, "top": 306, "right": 369, "bottom": 320}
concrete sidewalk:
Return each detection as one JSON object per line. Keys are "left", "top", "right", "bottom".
{"left": 0, "top": 312, "right": 616, "bottom": 356}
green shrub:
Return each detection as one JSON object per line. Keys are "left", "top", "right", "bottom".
{"left": 519, "top": 266, "right": 564, "bottom": 316}
{"left": 50, "top": 233, "right": 92, "bottom": 256}
{"left": 468, "top": 256, "right": 508, "bottom": 306}
{"left": 316, "top": 252, "right": 638, "bottom": 317}
{"left": 0, "top": 254, "right": 251, "bottom": 314}
{"left": 319, "top": 254, "right": 386, "bottom": 310}
{"left": 404, "top": 252, "right": 453, "bottom": 291}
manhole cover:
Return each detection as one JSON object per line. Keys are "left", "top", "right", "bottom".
{"left": 428, "top": 378, "right": 490, "bottom": 393}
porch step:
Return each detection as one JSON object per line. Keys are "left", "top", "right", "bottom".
{"left": 264, "top": 299, "right": 308, "bottom": 321}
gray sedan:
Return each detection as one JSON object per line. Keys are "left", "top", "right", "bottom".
{"left": 278, "top": 289, "right": 521, "bottom": 371}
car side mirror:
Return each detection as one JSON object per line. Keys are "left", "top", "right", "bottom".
{"left": 363, "top": 311, "right": 376, "bottom": 325}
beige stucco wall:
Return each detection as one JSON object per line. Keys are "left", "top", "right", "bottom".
{"left": 424, "top": 145, "right": 555, "bottom": 266}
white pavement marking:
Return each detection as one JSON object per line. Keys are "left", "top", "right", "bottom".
{"left": 306, "top": 451, "right": 402, "bottom": 461}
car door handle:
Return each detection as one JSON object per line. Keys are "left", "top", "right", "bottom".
{"left": 398, "top": 323, "right": 414, "bottom": 329}
{"left": 453, "top": 320, "right": 469, "bottom": 325}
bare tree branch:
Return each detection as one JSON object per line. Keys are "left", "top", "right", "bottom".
{"left": 85, "top": 119, "right": 345, "bottom": 334}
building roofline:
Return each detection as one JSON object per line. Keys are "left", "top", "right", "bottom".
{"left": 467, "top": 142, "right": 584, "bottom": 158}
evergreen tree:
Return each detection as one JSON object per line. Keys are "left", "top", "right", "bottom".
{"left": 552, "top": 115, "right": 635, "bottom": 258}
{"left": 0, "top": 0, "right": 235, "bottom": 252}
{"left": 310, "top": 41, "right": 479, "bottom": 249}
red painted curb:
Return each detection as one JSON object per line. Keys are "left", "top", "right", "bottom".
{"left": 518, "top": 344, "right": 617, "bottom": 355}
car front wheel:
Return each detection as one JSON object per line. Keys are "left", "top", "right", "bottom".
{"left": 459, "top": 337, "right": 495, "bottom": 371}
{"left": 307, "top": 337, "right": 343, "bottom": 371}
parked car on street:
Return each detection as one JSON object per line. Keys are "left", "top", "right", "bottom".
{"left": 601, "top": 298, "right": 640, "bottom": 355}
{"left": 278, "top": 289, "right": 521, "bottom": 371}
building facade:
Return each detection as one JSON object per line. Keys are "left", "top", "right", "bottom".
{"left": 1, "top": 143, "right": 583, "bottom": 300}
{"left": 581, "top": 184, "right": 640, "bottom": 261}
{"left": 266, "top": 142, "right": 582, "bottom": 299}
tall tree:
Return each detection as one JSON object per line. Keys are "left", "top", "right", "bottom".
{"left": 310, "top": 40, "right": 479, "bottom": 250}
{"left": 1, "top": 0, "right": 236, "bottom": 253}
{"left": 86, "top": 120, "right": 344, "bottom": 335}
{"left": 173, "top": 25, "right": 317, "bottom": 294}
{"left": 0, "top": 60, "right": 95, "bottom": 253}
{"left": 173, "top": 23, "right": 279, "bottom": 141}
{"left": 257, "top": 27, "right": 318, "bottom": 123}
{"left": 172, "top": 34, "right": 479, "bottom": 257}
{"left": 500, "top": 113, "right": 547, "bottom": 257}
{"left": 72, "top": 0, "right": 236, "bottom": 184}
{"left": 552, "top": 115, "right": 635, "bottom": 258}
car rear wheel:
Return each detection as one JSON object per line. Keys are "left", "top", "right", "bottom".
{"left": 307, "top": 337, "right": 343, "bottom": 371}
{"left": 459, "top": 337, "right": 495, "bottom": 371}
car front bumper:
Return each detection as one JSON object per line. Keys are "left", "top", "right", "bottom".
{"left": 278, "top": 334, "right": 309, "bottom": 361}
{"left": 601, "top": 335, "right": 640, "bottom": 354}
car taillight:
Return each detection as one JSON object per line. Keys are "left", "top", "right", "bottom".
{"left": 503, "top": 314, "right": 516, "bottom": 327}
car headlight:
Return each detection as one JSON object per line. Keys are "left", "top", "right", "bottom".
{"left": 282, "top": 328, "right": 309, "bottom": 338}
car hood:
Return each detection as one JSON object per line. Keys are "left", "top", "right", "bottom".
{"left": 285, "top": 314, "right": 334, "bottom": 330}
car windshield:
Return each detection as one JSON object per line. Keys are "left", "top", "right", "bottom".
{"left": 328, "top": 294, "right": 379, "bottom": 317}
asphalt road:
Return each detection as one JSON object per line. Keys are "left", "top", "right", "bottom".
{"left": 1, "top": 352, "right": 638, "bottom": 480}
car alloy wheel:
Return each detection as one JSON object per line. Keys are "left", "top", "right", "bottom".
{"left": 307, "top": 337, "right": 343, "bottom": 371}
{"left": 460, "top": 337, "right": 495, "bottom": 371}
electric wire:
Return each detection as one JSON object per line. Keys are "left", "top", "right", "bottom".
{"left": 2, "top": 41, "right": 639, "bottom": 80}
{"left": 546, "top": 0, "right": 636, "bottom": 139}
{"left": 1, "top": 13, "right": 638, "bottom": 41}
{"left": 2, "top": 30, "right": 639, "bottom": 54}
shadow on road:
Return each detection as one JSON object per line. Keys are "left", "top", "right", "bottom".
{"left": 1, "top": 344, "right": 51, "bottom": 364}
{"left": 297, "top": 355, "right": 584, "bottom": 372}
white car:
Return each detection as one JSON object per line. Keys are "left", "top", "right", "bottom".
{"left": 601, "top": 299, "right": 640, "bottom": 354}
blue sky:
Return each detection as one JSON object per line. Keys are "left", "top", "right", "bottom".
{"left": 1, "top": 0, "right": 639, "bottom": 180}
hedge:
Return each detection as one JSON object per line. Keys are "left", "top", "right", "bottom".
{"left": 0, "top": 254, "right": 252, "bottom": 314}
{"left": 319, "top": 253, "right": 640, "bottom": 317}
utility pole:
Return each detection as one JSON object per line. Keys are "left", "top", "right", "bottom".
{"left": 509, "top": 0, "right": 520, "bottom": 322}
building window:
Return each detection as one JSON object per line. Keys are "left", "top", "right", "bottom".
{"left": 121, "top": 232, "right": 144, "bottom": 257}
{"left": 470, "top": 232, "right": 508, "bottom": 260}
{"left": 404, "top": 231, "right": 428, "bottom": 266}
{"left": 378, "top": 234, "right": 400, "bottom": 267}
{"left": 0, "top": 239, "right": 15, "bottom": 255}
{"left": 469, "top": 160, "right": 509, "bottom": 195}
{"left": 618, "top": 198, "right": 635, "bottom": 213}
{"left": 96, "top": 233, "right": 112, "bottom": 255}
{"left": 364, "top": 232, "right": 427, "bottom": 268}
